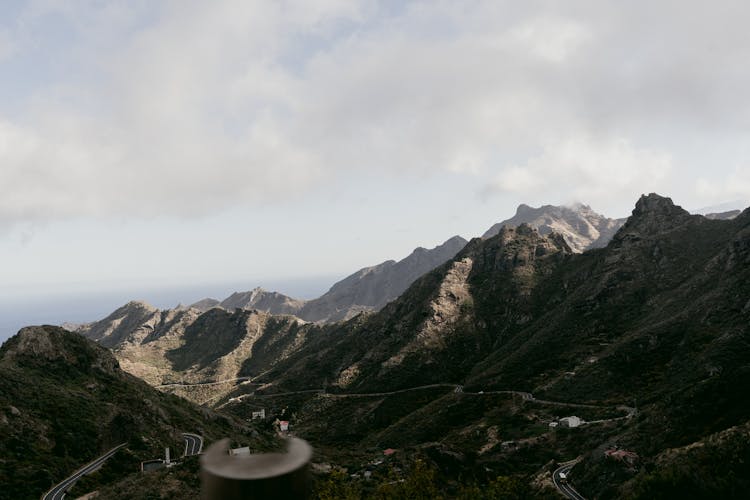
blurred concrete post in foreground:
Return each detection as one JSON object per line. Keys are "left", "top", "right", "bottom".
{"left": 200, "top": 438, "right": 312, "bottom": 499}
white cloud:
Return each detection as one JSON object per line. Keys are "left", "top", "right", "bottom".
{"left": 507, "top": 16, "right": 592, "bottom": 63}
{"left": 696, "top": 167, "right": 750, "bottom": 202}
{"left": 2, "top": 0, "right": 750, "bottom": 226}
{"left": 485, "top": 134, "right": 673, "bottom": 210}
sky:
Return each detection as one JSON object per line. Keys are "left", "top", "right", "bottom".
{"left": 2, "top": 0, "right": 750, "bottom": 338}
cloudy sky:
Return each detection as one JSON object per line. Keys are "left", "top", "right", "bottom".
{"left": 2, "top": 0, "right": 750, "bottom": 333}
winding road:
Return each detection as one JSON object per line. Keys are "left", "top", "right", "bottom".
{"left": 182, "top": 433, "right": 204, "bottom": 456}
{"left": 223, "top": 384, "right": 633, "bottom": 421}
{"left": 190, "top": 380, "right": 631, "bottom": 498}
{"left": 156, "top": 377, "right": 256, "bottom": 389}
{"left": 41, "top": 443, "right": 126, "bottom": 500}
{"left": 41, "top": 433, "right": 203, "bottom": 499}
{"left": 553, "top": 459, "right": 586, "bottom": 500}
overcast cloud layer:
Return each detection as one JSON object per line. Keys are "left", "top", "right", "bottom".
{"left": 2, "top": 0, "right": 750, "bottom": 227}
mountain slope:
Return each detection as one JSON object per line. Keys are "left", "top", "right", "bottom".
{"left": 482, "top": 203, "right": 625, "bottom": 252}
{"left": 0, "top": 326, "right": 263, "bottom": 499}
{"left": 76, "top": 305, "right": 306, "bottom": 396}
{"left": 61, "top": 193, "right": 750, "bottom": 498}
{"left": 309, "top": 193, "right": 748, "bottom": 421}
{"left": 76, "top": 236, "right": 469, "bottom": 390}
{"left": 239, "top": 194, "right": 750, "bottom": 498}
{"left": 260, "top": 225, "right": 572, "bottom": 392}
{"left": 297, "top": 235, "right": 468, "bottom": 322}
{"left": 80, "top": 300, "right": 161, "bottom": 349}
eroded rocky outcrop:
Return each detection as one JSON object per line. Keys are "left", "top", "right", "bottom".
{"left": 483, "top": 203, "right": 625, "bottom": 252}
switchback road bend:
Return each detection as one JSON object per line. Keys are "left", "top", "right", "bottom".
{"left": 182, "top": 433, "right": 203, "bottom": 456}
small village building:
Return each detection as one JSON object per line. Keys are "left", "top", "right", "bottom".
{"left": 251, "top": 409, "right": 266, "bottom": 420}
{"left": 559, "top": 416, "right": 583, "bottom": 428}
{"left": 279, "top": 420, "right": 289, "bottom": 432}
{"left": 548, "top": 421, "right": 559, "bottom": 428}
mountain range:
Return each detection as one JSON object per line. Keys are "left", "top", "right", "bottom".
{"left": 73, "top": 202, "right": 623, "bottom": 392}
{"left": 34, "top": 195, "right": 750, "bottom": 497}
{"left": 187, "top": 235, "right": 469, "bottom": 322}
{"left": 227, "top": 193, "right": 750, "bottom": 498}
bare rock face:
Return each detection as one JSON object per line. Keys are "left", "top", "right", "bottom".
{"left": 482, "top": 203, "right": 625, "bottom": 252}
{"left": 298, "top": 235, "right": 468, "bottom": 323}
{"left": 382, "top": 256, "right": 475, "bottom": 369}
{"left": 79, "top": 300, "right": 161, "bottom": 349}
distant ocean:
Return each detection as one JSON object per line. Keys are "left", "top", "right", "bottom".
{"left": 0, "top": 276, "right": 337, "bottom": 344}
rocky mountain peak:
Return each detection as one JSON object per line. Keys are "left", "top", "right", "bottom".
{"left": 632, "top": 193, "right": 689, "bottom": 218}
{"left": 515, "top": 203, "right": 534, "bottom": 215}
{"left": 2, "top": 326, "right": 60, "bottom": 362}
{"left": 123, "top": 300, "right": 158, "bottom": 313}
{"left": 1, "top": 325, "right": 120, "bottom": 375}
{"left": 480, "top": 223, "right": 572, "bottom": 262}
{"left": 218, "top": 288, "right": 305, "bottom": 316}
{"left": 189, "top": 297, "right": 221, "bottom": 312}
{"left": 611, "top": 193, "right": 694, "bottom": 246}
{"left": 483, "top": 203, "right": 622, "bottom": 253}
{"left": 445, "top": 235, "right": 467, "bottom": 245}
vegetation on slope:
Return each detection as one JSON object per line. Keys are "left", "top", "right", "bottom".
{"left": 0, "top": 325, "right": 274, "bottom": 500}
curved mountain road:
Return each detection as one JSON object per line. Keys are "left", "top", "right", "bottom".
{"left": 156, "top": 377, "right": 257, "bottom": 389}
{"left": 220, "top": 384, "right": 633, "bottom": 423}
{"left": 553, "top": 459, "right": 586, "bottom": 500}
{"left": 41, "top": 434, "right": 203, "bottom": 500}
{"left": 41, "top": 443, "right": 126, "bottom": 500}
{"left": 209, "top": 382, "right": 629, "bottom": 498}
{"left": 182, "top": 433, "right": 203, "bottom": 456}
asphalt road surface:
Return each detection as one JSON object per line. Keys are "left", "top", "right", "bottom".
{"left": 553, "top": 461, "right": 587, "bottom": 500}
{"left": 41, "top": 443, "right": 126, "bottom": 500}
{"left": 183, "top": 433, "right": 204, "bottom": 456}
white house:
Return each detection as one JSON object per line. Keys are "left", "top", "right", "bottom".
{"left": 559, "top": 416, "right": 583, "bottom": 428}
{"left": 251, "top": 409, "right": 266, "bottom": 420}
